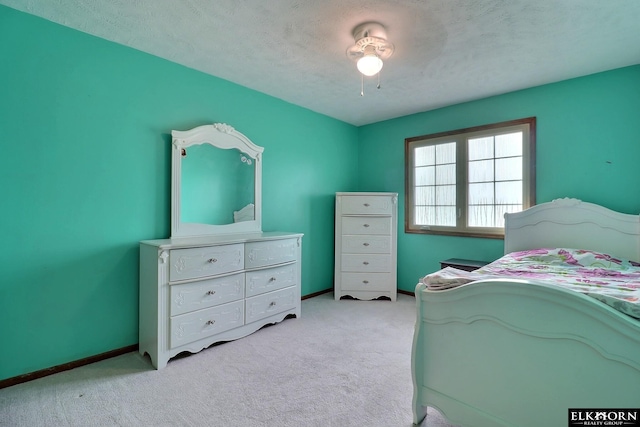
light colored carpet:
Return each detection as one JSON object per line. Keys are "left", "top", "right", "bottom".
{"left": 0, "top": 293, "right": 456, "bottom": 427}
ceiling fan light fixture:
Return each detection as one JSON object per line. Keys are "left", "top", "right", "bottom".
{"left": 356, "top": 46, "right": 383, "bottom": 76}
{"left": 346, "top": 22, "right": 394, "bottom": 78}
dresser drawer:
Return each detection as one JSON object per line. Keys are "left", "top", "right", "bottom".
{"left": 245, "top": 263, "right": 296, "bottom": 298}
{"left": 341, "top": 216, "right": 391, "bottom": 235}
{"left": 169, "top": 244, "right": 244, "bottom": 282}
{"left": 341, "top": 254, "right": 391, "bottom": 272}
{"left": 170, "top": 272, "right": 245, "bottom": 316}
{"left": 245, "top": 286, "right": 297, "bottom": 324}
{"left": 246, "top": 238, "right": 298, "bottom": 269}
{"left": 170, "top": 300, "right": 244, "bottom": 348}
{"left": 340, "top": 196, "right": 393, "bottom": 215}
{"left": 341, "top": 235, "right": 391, "bottom": 254}
{"left": 341, "top": 272, "right": 395, "bottom": 291}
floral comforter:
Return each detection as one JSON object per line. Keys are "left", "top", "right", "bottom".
{"left": 422, "top": 248, "right": 640, "bottom": 319}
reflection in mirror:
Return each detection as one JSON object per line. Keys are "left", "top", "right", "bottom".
{"left": 181, "top": 145, "right": 255, "bottom": 225}
{"left": 170, "top": 123, "right": 264, "bottom": 238}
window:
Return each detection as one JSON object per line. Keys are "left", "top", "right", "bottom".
{"left": 405, "top": 117, "right": 536, "bottom": 238}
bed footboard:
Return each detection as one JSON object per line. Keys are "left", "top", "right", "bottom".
{"left": 411, "top": 280, "right": 640, "bottom": 427}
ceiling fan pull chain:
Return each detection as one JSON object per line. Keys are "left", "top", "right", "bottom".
{"left": 361, "top": 73, "right": 364, "bottom": 96}
{"left": 377, "top": 71, "right": 381, "bottom": 89}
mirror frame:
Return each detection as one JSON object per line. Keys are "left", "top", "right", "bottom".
{"left": 170, "top": 123, "right": 264, "bottom": 238}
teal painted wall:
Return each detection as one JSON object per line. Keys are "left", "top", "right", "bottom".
{"left": 0, "top": 6, "right": 357, "bottom": 381}
{"left": 2, "top": 3, "right": 639, "bottom": 382}
{"left": 358, "top": 65, "right": 640, "bottom": 293}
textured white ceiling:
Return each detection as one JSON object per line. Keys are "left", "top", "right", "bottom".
{"left": 3, "top": 0, "right": 640, "bottom": 126}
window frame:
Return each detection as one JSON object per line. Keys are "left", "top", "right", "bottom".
{"left": 404, "top": 117, "right": 536, "bottom": 239}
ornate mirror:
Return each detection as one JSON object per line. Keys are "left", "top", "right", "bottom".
{"left": 170, "top": 123, "right": 263, "bottom": 238}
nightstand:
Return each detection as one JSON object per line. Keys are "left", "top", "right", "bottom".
{"left": 440, "top": 258, "right": 489, "bottom": 272}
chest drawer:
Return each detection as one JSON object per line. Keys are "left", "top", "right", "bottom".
{"left": 169, "top": 244, "right": 244, "bottom": 282}
{"left": 340, "top": 196, "right": 393, "bottom": 215}
{"left": 170, "top": 272, "right": 244, "bottom": 316}
{"left": 341, "top": 272, "right": 395, "bottom": 291}
{"left": 246, "top": 238, "right": 298, "bottom": 269}
{"left": 342, "top": 216, "right": 391, "bottom": 235}
{"left": 246, "top": 263, "right": 296, "bottom": 298}
{"left": 341, "top": 254, "right": 391, "bottom": 273}
{"left": 245, "top": 286, "right": 297, "bottom": 324}
{"left": 170, "top": 300, "right": 244, "bottom": 349}
{"left": 341, "top": 235, "right": 391, "bottom": 254}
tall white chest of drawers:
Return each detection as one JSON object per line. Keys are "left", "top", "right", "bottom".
{"left": 139, "top": 232, "right": 302, "bottom": 369}
{"left": 334, "top": 192, "right": 398, "bottom": 301}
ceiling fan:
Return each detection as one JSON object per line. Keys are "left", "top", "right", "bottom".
{"left": 346, "top": 22, "right": 395, "bottom": 95}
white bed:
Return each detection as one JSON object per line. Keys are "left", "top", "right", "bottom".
{"left": 411, "top": 198, "right": 640, "bottom": 426}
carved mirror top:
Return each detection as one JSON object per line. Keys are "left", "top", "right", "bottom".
{"left": 172, "top": 123, "right": 263, "bottom": 159}
{"left": 171, "top": 123, "right": 264, "bottom": 238}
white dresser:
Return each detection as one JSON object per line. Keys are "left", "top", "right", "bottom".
{"left": 139, "top": 232, "right": 302, "bottom": 369}
{"left": 334, "top": 192, "right": 398, "bottom": 301}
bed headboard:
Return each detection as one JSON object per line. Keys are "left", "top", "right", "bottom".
{"left": 504, "top": 198, "right": 640, "bottom": 262}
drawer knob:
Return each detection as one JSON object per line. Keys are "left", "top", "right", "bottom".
{"left": 363, "top": 261, "right": 369, "bottom": 265}
{"left": 363, "top": 280, "right": 369, "bottom": 284}
{"left": 363, "top": 224, "right": 370, "bottom": 228}
{"left": 269, "top": 277, "right": 277, "bottom": 282}
{"left": 269, "top": 301, "right": 277, "bottom": 307}
{"left": 207, "top": 258, "right": 217, "bottom": 263}
{"left": 206, "top": 290, "right": 216, "bottom": 296}
{"left": 205, "top": 320, "right": 216, "bottom": 326}
{"left": 364, "top": 203, "right": 370, "bottom": 207}
{"left": 363, "top": 243, "right": 370, "bottom": 246}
